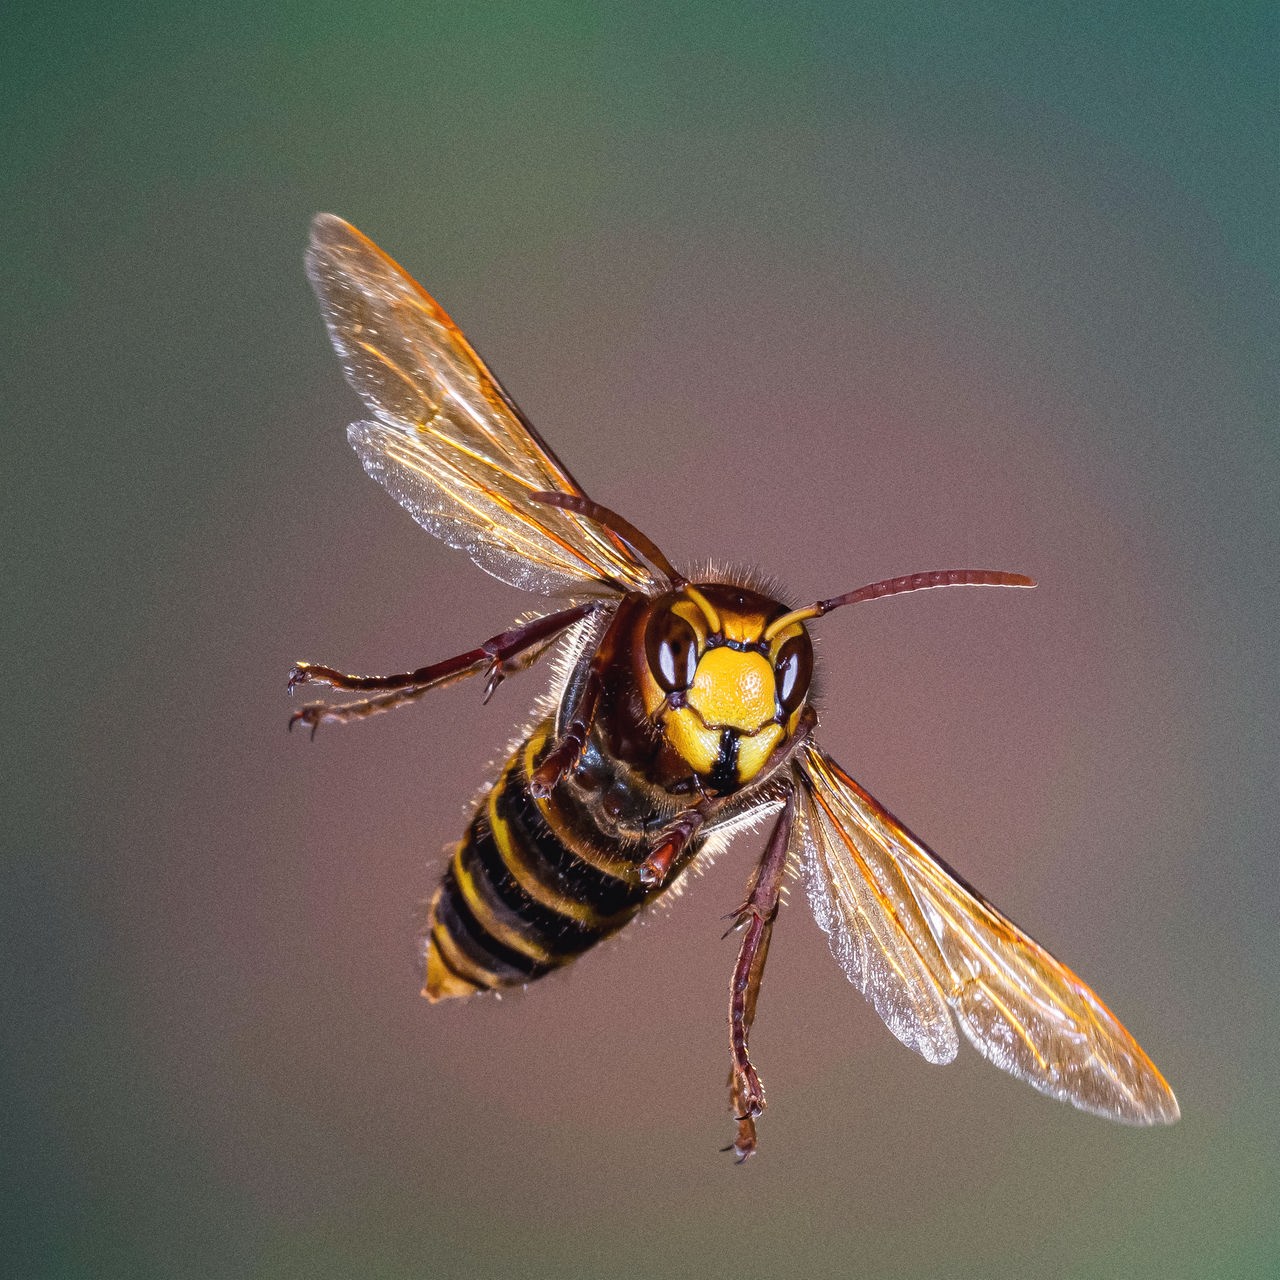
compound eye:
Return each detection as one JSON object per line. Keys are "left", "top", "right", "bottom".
{"left": 646, "top": 610, "right": 699, "bottom": 693}
{"left": 775, "top": 632, "right": 813, "bottom": 715}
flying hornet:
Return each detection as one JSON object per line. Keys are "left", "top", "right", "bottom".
{"left": 288, "top": 215, "right": 1179, "bottom": 1158}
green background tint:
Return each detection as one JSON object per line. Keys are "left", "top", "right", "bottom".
{"left": 5, "top": 3, "right": 1277, "bottom": 1277}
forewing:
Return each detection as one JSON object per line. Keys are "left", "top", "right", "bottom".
{"left": 795, "top": 751, "right": 959, "bottom": 1065}
{"left": 800, "top": 745, "right": 1179, "bottom": 1124}
{"left": 306, "top": 214, "right": 662, "bottom": 597}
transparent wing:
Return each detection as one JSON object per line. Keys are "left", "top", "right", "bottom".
{"left": 798, "top": 744, "right": 1180, "bottom": 1124}
{"left": 794, "top": 753, "right": 960, "bottom": 1065}
{"left": 306, "top": 214, "right": 663, "bottom": 597}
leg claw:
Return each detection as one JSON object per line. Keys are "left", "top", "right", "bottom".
{"left": 482, "top": 662, "right": 504, "bottom": 705}
{"left": 529, "top": 735, "right": 582, "bottom": 799}
{"left": 637, "top": 849, "right": 672, "bottom": 889}
{"left": 720, "top": 901, "right": 759, "bottom": 939}
{"left": 723, "top": 1118, "right": 759, "bottom": 1162}
{"left": 287, "top": 663, "right": 314, "bottom": 694}
{"left": 528, "top": 760, "right": 560, "bottom": 800}
{"left": 288, "top": 704, "right": 327, "bottom": 740}
{"left": 634, "top": 855, "right": 665, "bottom": 885}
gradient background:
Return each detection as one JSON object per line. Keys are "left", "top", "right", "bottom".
{"left": 5, "top": 4, "right": 1277, "bottom": 1277}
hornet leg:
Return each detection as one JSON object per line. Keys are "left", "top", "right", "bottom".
{"left": 527, "top": 601, "right": 634, "bottom": 798}
{"left": 287, "top": 602, "right": 599, "bottom": 737}
{"left": 527, "top": 658, "right": 603, "bottom": 799}
{"left": 725, "top": 793, "right": 795, "bottom": 1161}
{"left": 639, "top": 807, "right": 709, "bottom": 888}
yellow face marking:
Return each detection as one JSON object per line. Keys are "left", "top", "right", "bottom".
{"left": 765, "top": 619, "right": 807, "bottom": 660}
{"left": 720, "top": 614, "right": 761, "bottom": 645}
{"left": 663, "top": 706, "right": 722, "bottom": 774}
{"left": 736, "top": 723, "right": 784, "bottom": 783}
{"left": 686, "top": 647, "right": 776, "bottom": 733}
{"left": 645, "top": 588, "right": 814, "bottom": 784}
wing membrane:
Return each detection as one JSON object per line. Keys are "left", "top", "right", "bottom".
{"left": 798, "top": 744, "right": 1179, "bottom": 1124}
{"left": 795, "top": 759, "right": 958, "bottom": 1064}
{"left": 306, "top": 214, "right": 662, "bottom": 597}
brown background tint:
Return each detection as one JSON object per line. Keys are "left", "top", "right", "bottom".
{"left": 5, "top": 4, "right": 1278, "bottom": 1277}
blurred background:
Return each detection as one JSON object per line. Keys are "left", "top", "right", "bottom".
{"left": 4, "top": 4, "right": 1276, "bottom": 1277}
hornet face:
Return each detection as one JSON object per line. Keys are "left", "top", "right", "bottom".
{"left": 636, "top": 582, "right": 813, "bottom": 794}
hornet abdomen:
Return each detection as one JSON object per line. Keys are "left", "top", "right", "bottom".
{"left": 423, "top": 719, "right": 702, "bottom": 999}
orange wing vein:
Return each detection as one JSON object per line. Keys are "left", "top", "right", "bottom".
{"left": 796, "top": 744, "right": 1179, "bottom": 1124}
{"left": 306, "top": 214, "right": 662, "bottom": 597}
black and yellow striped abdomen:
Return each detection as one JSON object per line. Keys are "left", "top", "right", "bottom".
{"left": 423, "top": 720, "right": 699, "bottom": 1000}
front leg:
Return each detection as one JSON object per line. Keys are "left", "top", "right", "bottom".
{"left": 528, "top": 661, "right": 604, "bottom": 800}
{"left": 288, "top": 603, "right": 598, "bottom": 736}
{"left": 638, "top": 806, "right": 710, "bottom": 888}
{"left": 725, "top": 793, "right": 795, "bottom": 1161}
